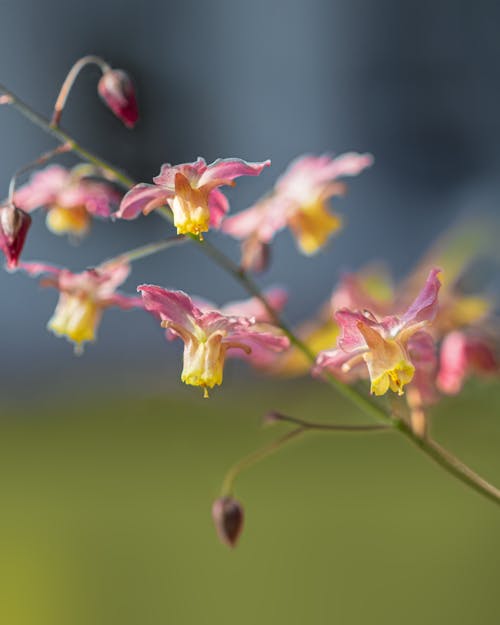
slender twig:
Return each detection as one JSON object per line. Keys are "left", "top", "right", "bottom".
{"left": 51, "top": 55, "right": 110, "bottom": 128}
{"left": 221, "top": 427, "right": 306, "bottom": 496}
{"left": 396, "top": 420, "right": 500, "bottom": 506}
{"left": 103, "top": 234, "right": 186, "bottom": 265}
{"left": 0, "top": 83, "right": 134, "bottom": 188}
{"left": 1, "top": 81, "right": 499, "bottom": 507}
{"left": 265, "top": 411, "right": 392, "bottom": 432}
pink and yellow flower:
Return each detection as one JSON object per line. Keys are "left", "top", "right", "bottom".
{"left": 20, "top": 259, "right": 141, "bottom": 353}
{"left": 138, "top": 285, "right": 290, "bottom": 396}
{"left": 314, "top": 269, "right": 441, "bottom": 396}
{"left": 223, "top": 152, "right": 373, "bottom": 262}
{"left": 116, "top": 157, "right": 271, "bottom": 237}
{"left": 14, "top": 165, "right": 120, "bottom": 237}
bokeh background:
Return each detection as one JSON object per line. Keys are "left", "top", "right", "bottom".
{"left": 0, "top": 0, "right": 499, "bottom": 623}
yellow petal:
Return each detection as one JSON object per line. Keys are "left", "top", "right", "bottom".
{"left": 46, "top": 205, "right": 90, "bottom": 236}
{"left": 289, "top": 200, "right": 342, "bottom": 255}
{"left": 48, "top": 294, "right": 100, "bottom": 347}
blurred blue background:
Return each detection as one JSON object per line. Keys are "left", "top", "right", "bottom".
{"left": 0, "top": 2, "right": 499, "bottom": 624}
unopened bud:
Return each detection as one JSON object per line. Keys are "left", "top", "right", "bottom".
{"left": 212, "top": 496, "right": 244, "bottom": 548}
{"left": 0, "top": 204, "right": 31, "bottom": 269}
{"left": 98, "top": 69, "right": 139, "bottom": 128}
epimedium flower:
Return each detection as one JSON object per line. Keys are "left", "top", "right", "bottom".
{"left": 116, "top": 157, "right": 271, "bottom": 237}
{"left": 97, "top": 68, "right": 139, "bottom": 129}
{"left": 0, "top": 203, "right": 32, "bottom": 268}
{"left": 222, "top": 152, "right": 373, "bottom": 266}
{"left": 314, "top": 268, "right": 441, "bottom": 396}
{"left": 138, "top": 285, "right": 290, "bottom": 397}
{"left": 14, "top": 165, "right": 121, "bottom": 238}
{"left": 20, "top": 259, "right": 141, "bottom": 353}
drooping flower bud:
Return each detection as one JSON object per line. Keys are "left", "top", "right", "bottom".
{"left": 98, "top": 69, "right": 138, "bottom": 128}
{"left": 0, "top": 204, "right": 32, "bottom": 269}
{"left": 211, "top": 496, "right": 244, "bottom": 548}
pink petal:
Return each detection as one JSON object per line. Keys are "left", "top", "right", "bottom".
{"left": 14, "top": 165, "right": 70, "bottom": 212}
{"left": 153, "top": 158, "right": 208, "bottom": 187}
{"left": 108, "top": 293, "right": 143, "bottom": 310}
{"left": 222, "top": 195, "right": 290, "bottom": 242}
{"left": 220, "top": 287, "right": 288, "bottom": 322}
{"left": 138, "top": 285, "right": 201, "bottom": 334}
{"left": 208, "top": 188, "right": 230, "bottom": 228}
{"left": 60, "top": 181, "right": 120, "bottom": 218}
{"left": 400, "top": 268, "right": 441, "bottom": 327}
{"left": 18, "top": 261, "right": 62, "bottom": 277}
{"left": 335, "top": 309, "right": 379, "bottom": 352}
{"left": 313, "top": 347, "right": 357, "bottom": 378}
{"left": 198, "top": 158, "right": 271, "bottom": 189}
{"left": 323, "top": 152, "right": 374, "bottom": 179}
{"left": 437, "top": 331, "right": 497, "bottom": 394}
{"left": 116, "top": 184, "right": 171, "bottom": 220}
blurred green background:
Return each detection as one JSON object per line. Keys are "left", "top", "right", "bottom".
{"left": 0, "top": 377, "right": 498, "bottom": 625}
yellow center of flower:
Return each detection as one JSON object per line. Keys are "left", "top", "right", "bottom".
{"left": 288, "top": 200, "right": 342, "bottom": 255}
{"left": 48, "top": 294, "right": 100, "bottom": 352}
{"left": 369, "top": 359, "right": 415, "bottom": 396}
{"left": 46, "top": 205, "right": 91, "bottom": 237}
{"left": 357, "top": 322, "right": 416, "bottom": 397}
{"left": 169, "top": 172, "right": 210, "bottom": 237}
{"left": 181, "top": 333, "right": 225, "bottom": 393}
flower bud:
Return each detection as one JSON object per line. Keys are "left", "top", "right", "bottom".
{"left": 98, "top": 69, "right": 139, "bottom": 128}
{"left": 0, "top": 204, "right": 32, "bottom": 268}
{"left": 211, "top": 496, "right": 244, "bottom": 548}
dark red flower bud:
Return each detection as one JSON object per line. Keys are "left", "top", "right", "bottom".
{"left": 0, "top": 204, "right": 31, "bottom": 269}
{"left": 212, "top": 496, "right": 244, "bottom": 548}
{"left": 98, "top": 69, "right": 139, "bottom": 129}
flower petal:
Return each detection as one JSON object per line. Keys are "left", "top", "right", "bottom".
{"left": 400, "top": 268, "right": 441, "bottom": 327}
{"left": 138, "top": 285, "right": 201, "bottom": 337}
{"left": 14, "top": 166, "right": 69, "bottom": 212}
{"left": 208, "top": 188, "right": 230, "bottom": 228}
{"left": 153, "top": 158, "right": 207, "bottom": 187}
{"left": 116, "top": 184, "right": 171, "bottom": 220}
{"left": 198, "top": 158, "right": 271, "bottom": 189}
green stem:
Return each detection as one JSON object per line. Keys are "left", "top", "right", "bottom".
{"left": 0, "top": 83, "right": 135, "bottom": 188}
{"left": 51, "top": 55, "right": 110, "bottom": 127}
{"left": 221, "top": 427, "right": 305, "bottom": 496}
{"left": 2, "top": 81, "right": 499, "bottom": 508}
{"left": 396, "top": 420, "right": 500, "bottom": 506}
{"left": 104, "top": 235, "right": 186, "bottom": 265}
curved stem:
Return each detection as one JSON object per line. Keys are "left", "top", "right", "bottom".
{"left": 221, "top": 427, "right": 305, "bottom": 496}
{"left": 0, "top": 83, "right": 135, "bottom": 188}
{"left": 2, "top": 81, "right": 499, "bottom": 508}
{"left": 51, "top": 55, "right": 111, "bottom": 128}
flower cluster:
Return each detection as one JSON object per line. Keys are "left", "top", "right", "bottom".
{"left": 1, "top": 55, "right": 499, "bottom": 549}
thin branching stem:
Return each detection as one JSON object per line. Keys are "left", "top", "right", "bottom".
{"left": 1, "top": 80, "right": 499, "bottom": 507}
{"left": 51, "top": 55, "right": 111, "bottom": 127}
